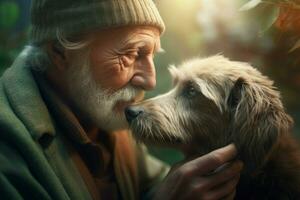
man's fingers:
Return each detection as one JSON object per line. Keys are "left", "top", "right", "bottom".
{"left": 203, "top": 160, "right": 243, "bottom": 189}
{"left": 202, "top": 175, "right": 240, "bottom": 200}
{"left": 157, "top": 144, "right": 241, "bottom": 200}
{"left": 184, "top": 161, "right": 242, "bottom": 195}
{"left": 185, "top": 144, "right": 238, "bottom": 175}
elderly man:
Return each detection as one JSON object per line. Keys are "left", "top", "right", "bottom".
{"left": 0, "top": 0, "right": 242, "bottom": 199}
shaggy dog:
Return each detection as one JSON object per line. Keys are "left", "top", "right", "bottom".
{"left": 125, "top": 56, "right": 300, "bottom": 199}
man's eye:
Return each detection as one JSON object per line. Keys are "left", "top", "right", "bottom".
{"left": 121, "top": 53, "right": 137, "bottom": 66}
{"left": 127, "top": 52, "right": 138, "bottom": 59}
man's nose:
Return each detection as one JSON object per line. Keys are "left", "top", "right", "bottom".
{"left": 131, "top": 60, "right": 156, "bottom": 90}
{"left": 125, "top": 106, "right": 144, "bottom": 123}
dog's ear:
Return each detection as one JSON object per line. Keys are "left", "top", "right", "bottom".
{"left": 228, "top": 77, "right": 293, "bottom": 173}
{"left": 168, "top": 65, "right": 182, "bottom": 86}
{"left": 227, "top": 77, "right": 246, "bottom": 111}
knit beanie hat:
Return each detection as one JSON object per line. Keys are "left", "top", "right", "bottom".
{"left": 30, "top": 0, "right": 165, "bottom": 45}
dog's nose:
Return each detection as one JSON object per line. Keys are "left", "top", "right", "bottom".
{"left": 125, "top": 106, "right": 144, "bottom": 123}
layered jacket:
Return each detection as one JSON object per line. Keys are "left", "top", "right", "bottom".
{"left": 0, "top": 50, "right": 169, "bottom": 200}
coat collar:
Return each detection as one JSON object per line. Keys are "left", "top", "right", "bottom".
{"left": 2, "top": 49, "right": 140, "bottom": 200}
{"left": 2, "top": 49, "right": 56, "bottom": 141}
{"left": 32, "top": 69, "right": 91, "bottom": 145}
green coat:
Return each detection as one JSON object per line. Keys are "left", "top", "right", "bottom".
{"left": 0, "top": 50, "right": 169, "bottom": 200}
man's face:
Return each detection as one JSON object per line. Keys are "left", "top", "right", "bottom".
{"left": 65, "top": 26, "right": 161, "bottom": 131}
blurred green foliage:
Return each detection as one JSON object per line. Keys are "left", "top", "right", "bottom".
{"left": 0, "top": 2, "right": 19, "bottom": 28}
{"left": 1, "top": 0, "right": 300, "bottom": 165}
{"left": 0, "top": 0, "right": 29, "bottom": 74}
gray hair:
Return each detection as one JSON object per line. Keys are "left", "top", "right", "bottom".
{"left": 25, "top": 29, "right": 91, "bottom": 71}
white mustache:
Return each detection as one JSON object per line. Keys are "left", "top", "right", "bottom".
{"left": 103, "top": 85, "right": 143, "bottom": 103}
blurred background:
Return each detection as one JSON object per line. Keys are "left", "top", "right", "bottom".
{"left": 1, "top": 0, "right": 300, "bottom": 164}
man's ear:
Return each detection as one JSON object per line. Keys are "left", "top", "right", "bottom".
{"left": 46, "top": 43, "right": 67, "bottom": 71}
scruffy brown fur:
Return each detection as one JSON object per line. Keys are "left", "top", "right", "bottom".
{"left": 127, "top": 56, "right": 300, "bottom": 199}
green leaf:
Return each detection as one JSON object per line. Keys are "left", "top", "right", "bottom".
{"left": 239, "top": 0, "right": 262, "bottom": 11}
{"left": 289, "top": 39, "right": 300, "bottom": 53}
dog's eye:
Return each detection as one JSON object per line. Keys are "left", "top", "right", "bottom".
{"left": 184, "top": 84, "right": 197, "bottom": 98}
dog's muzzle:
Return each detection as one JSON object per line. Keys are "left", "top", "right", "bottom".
{"left": 125, "top": 106, "right": 144, "bottom": 123}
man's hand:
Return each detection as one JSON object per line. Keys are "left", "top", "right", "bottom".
{"left": 153, "top": 144, "right": 243, "bottom": 200}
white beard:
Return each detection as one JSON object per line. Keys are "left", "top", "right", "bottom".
{"left": 65, "top": 52, "right": 143, "bottom": 131}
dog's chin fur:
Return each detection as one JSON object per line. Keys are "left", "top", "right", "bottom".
{"left": 130, "top": 121, "right": 187, "bottom": 149}
{"left": 128, "top": 55, "right": 300, "bottom": 199}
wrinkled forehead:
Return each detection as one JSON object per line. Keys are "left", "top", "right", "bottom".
{"left": 89, "top": 26, "right": 162, "bottom": 50}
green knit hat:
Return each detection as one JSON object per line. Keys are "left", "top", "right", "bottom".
{"left": 30, "top": 0, "right": 165, "bottom": 45}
